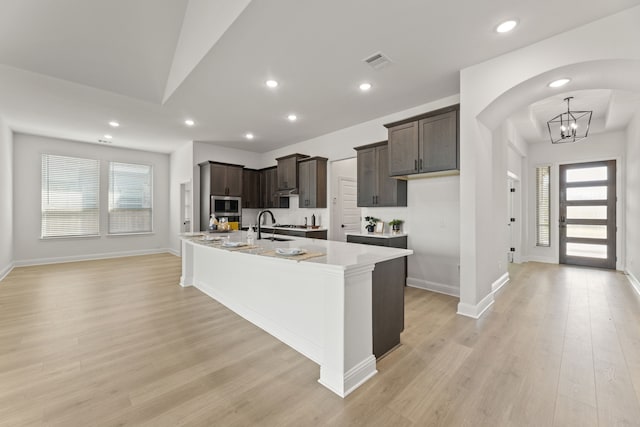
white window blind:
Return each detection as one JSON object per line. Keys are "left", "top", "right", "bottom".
{"left": 536, "top": 166, "right": 551, "bottom": 247}
{"left": 109, "top": 162, "right": 153, "bottom": 234}
{"left": 41, "top": 154, "right": 100, "bottom": 238}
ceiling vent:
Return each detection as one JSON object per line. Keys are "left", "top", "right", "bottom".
{"left": 363, "top": 51, "right": 392, "bottom": 70}
{"left": 98, "top": 139, "right": 112, "bottom": 144}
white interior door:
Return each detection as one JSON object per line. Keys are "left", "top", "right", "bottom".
{"left": 180, "top": 181, "right": 192, "bottom": 233}
{"left": 336, "top": 177, "right": 360, "bottom": 241}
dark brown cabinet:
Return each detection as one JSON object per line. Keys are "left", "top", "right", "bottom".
{"left": 385, "top": 105, "right": 459, "bottom": 177}
{"left": 276, "top": 153, "right": 309, "bottom": 191}
{"left": 201, "top": 161, "right": 243, "bottom": 196}
{"left": 242, "top": 169, "right": 261, "bottom": 208}
{"left": 260, "top": 167, "right": 279, "bottom": 208}
{"left": 355, "top": 141, "right": 407, "bottom": 207}
{"left": 346, "top": 234, "right": 407, "bottom": 358}
{"left": 298, "top": 157, "right": 327, "bottom": 208}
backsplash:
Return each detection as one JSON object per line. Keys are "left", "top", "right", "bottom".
{"left": 242, "top": 196, "right": 328, "bottom": 228}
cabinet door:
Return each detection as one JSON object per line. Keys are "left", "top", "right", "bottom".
{"left": 388, "top": 121, "right": 419, "bottom": 176}
{"left": 419, "top": 110, "right": 458, "bottom": 172}
{"left": 357, "top": 147, "right": 377, "bottom": 207}
{"left": 225, "top": 166, "right": 243, "bottom": 197}
{"left": 242, "top": 169, "right": 261, "bottom": 208}
{"left": 376, "top": 145, "right": 399, "bottom": 206}
{"left": 306, "top": 161, "right": 317, "bottom": 208}
{"left": 210, "top": 163, "right": 228, "bottom": 195}
{"left": 277, "top": 157, "right": 297, "bottom": 190}
{"left": 298, "top": 161, "right": 310, "bottom": 208}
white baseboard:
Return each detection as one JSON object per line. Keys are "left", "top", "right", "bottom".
{"left": 406, "top": 277, "right": 459, "bottom": 297}
{"left": 319, "top": 355, "right": 378, "bottom": 398}
{"left": 168, "top": 248, "right": 181, "bottom": 257}
{"left": 491, "top": 272, "right": 510, "bottom": 293}
{"left": 457, "top": 291, "right": 495, "bottom": 319}
{"left": 523, "top": 255, "right": 557, "bottom": 264}
{"left": 626, "top": 269, "right": 640, "bottom": 297}
{"left": 13, "top": 248, "right": 172, "bottom": 267}
{"left": 0, "top": 262, "right": 14, "bottom": 282}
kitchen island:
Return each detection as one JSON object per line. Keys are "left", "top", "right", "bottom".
{"left": 180, "top": 232, "right": 412, "bottom": 397}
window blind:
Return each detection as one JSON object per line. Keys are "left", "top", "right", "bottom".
{"left": 536, "top": 166, "right": 551, "bottom": 247}
{"left": 109, "top": 162, "right": 153, "bottom": 234}
{"left": 41, "top": 154, "right": 100, "bottom": 238}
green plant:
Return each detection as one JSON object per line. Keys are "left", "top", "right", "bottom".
{"left": 388, "top": 219, "right": 404, "bottom": 226}
{"left": 364, "top": 216, "right": 380, "bottom": 227}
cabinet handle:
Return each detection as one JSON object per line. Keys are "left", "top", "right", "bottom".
{"left": 414, "top": 159, "right": 418, "bottom": 171}
{"left": 372, "top": 195, "right": 375, "bottom": 205}
{"left": 419, "top": 158, "right": 423, "bottom": 170}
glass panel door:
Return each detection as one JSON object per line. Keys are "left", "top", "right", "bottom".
{"left": 559, "top": 160, "right": 616, "bottom": 269}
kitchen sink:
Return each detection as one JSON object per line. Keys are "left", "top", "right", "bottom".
{"left": 261, "top": 237, "right": 293, "bottom": 242}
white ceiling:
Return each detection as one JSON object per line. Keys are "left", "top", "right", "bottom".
{"left": 1, "top": 0, "right": 639, "bottom": 153}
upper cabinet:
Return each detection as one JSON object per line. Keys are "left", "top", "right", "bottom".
{"left": 260, "top": 166, "right": 279, "bottom": 209}
{"left": 200, "top": 161, "right": 244, "bottom": 197}
{"left": 355, "top": 141, "right": 407, "bottom": 207}
{"left": 384, "top": 105, "right": 459, "bottom": 177}
{"left": 276, "top": 153, "right": 309, "bottom": 191}
{"left": 242, "top": 169, "right": 261, "bottom": 208}
{"left": 298, "top": 157, "right": 328, "bottom": 208}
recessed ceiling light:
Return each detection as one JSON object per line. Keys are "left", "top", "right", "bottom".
{"left": 287, "top": 114, "right": 297, "bottom": 122}
{"left": 108, "top": 121, "right": 120, "bottom": 127}
{"left": 496, "top": 19, "right": 518, "bottom": 33}
{"left": 359, "top": 82, "right": 372, "bottom": 91}
{"left": 245, "top": 133, "right": 254, "bottom": 140}
{"left": 104, "top": 134, "right": 113, "bottom": 139}
{"left": 184, "top": 119, "right": 195, "bottom": 126}
{"left": 548, "top": 78, "right": 571, "bottom": 88}
{"left": 265, "top": 80, "right": 278, "bottom": 88}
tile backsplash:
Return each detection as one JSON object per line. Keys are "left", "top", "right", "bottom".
{"left": 242, "top": 196, "right": 328, "bottom": 228}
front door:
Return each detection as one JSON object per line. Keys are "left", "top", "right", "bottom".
{"left": 559, "top": 160, "right": 616, "bottom": 269}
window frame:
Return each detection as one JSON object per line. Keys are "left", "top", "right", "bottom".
{"left": 40, "top": 153, "right": 101, "bottom": 239}
{"left": 536, "top": 165, "right": 551, "bottom": 247}
{"left": 107, "top": 161, "right": 154, "bottom": 236}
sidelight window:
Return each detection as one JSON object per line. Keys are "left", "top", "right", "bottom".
{"left": 536, "top": 165, "right": 551, "bottom": 247}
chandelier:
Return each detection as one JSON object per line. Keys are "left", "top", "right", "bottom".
{"left": 547, "top": 96, "right": 592, "bottom": 144}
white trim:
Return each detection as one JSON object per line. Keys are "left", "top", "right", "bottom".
{"left": 523, "top": 255, "right": 557, "bottom": 264}
{"left": 0, "top": 262, "right": 14, "bottom": 282}
{"left": 319, "top": 355, "right": 377, "bottom": 398}
{"left": 406, "top": 277, "right": 459, "bottom": 297}
{"left": 195, "top": 279, "right": 323, "bottom": 365}
{"left": 457, "top": 292, "right": 495, "bottom": 319}
{"left": 168, "top": 248, "right": 180, "bottom": 257}
{"left": 13, "top": 248, "right": 171, "bottom": 267}
{"left": 491, "top": 272, "right": 510, "bottom": 293}
{"left": 626, "top": 269, "right": 640, "bottom": 297}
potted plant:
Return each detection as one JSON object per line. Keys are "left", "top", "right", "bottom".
{"left": 389, "top": 219, "right": 404, "bottom": 233}
{"left": 364, "top": 216, "right": 379, "bottom": 233}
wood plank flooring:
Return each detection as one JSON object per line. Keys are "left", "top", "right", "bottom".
{"left": 1, "top": 255, "right": 639, "bottom": 426}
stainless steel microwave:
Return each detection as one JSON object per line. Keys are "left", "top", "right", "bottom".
{"left": 211, "top": 195, "right": 241, "bottom": 221}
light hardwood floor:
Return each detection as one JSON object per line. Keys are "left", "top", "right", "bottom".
{"left": 1, "top": 255, "right": 640, "bottom": 426}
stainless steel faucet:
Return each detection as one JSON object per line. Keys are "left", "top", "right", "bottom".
{"left": 256, "top": 210, "right": 276, "bottom": 240}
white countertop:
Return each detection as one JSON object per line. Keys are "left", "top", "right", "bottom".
{"left": 181, "top": 231, "right": 412, "bottom": 270}
{"left": 345, "top": 232, "right": 408, "bottom": 239}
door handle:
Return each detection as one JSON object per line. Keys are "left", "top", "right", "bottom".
{"left": 341, "top": 224, "right": 345, "bottom": 228}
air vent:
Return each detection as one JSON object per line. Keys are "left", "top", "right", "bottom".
{"left": 98, "top": 139, "right": 112, "bottom": 144}
{"left": 363, "top": 51, "right": 392, "bottom": 70}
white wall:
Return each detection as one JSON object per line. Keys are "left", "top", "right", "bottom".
{"left": 526, "top": 131, "right": 626, "bottom": 267}
{"left": 169, "top": 141, "right": 194, "bottom": 254}
{"left": 0, "top": 117, "right": 13, "bottom": 279}
{"left": 458, "top": 6, "right": 640, "bottom": 316}
{"left": 13, "top": 133, "right": 171, "bottom": 265}
{"left": 626, "top": 109, "right": 640, "bottom": 293}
